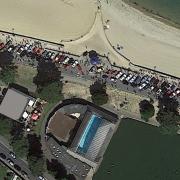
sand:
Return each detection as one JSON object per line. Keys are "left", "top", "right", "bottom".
{"left": 0, "top": 0, "right": 180, "bottom": 77}
{"left": 0, "top": 0, "right": 97, "bottom": 42}
{"left": 100, "top": 0, "right": 180, "bottom": 77}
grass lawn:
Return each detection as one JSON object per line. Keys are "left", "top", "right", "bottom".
{"left": 34, "top": 102, "right": 57, "bottom": 135}
{"left": 94, "top": 118, "right": 180, "bottom": 180}
{"left": 15, "top": 64, "right": 37, "bottom": 92}
{"left": 0, "top": 164, "right": 7, "bottom": 179}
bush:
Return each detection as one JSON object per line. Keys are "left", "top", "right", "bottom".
{"left": 139, "top": 100, "right": 155, "bottom": 121}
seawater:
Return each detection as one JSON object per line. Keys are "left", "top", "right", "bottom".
{"left": 127, "top": 0, "right": 180, "bottom": 25}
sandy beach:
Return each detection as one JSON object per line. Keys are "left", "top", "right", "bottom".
{"left": 100, "top": 0, "right": 180, "bottom": 77}
{"left": 0, "top": 0, "right": 180, "bottom": 77}
{"left": 0, "top": 0, "right": 97, "bottom": 42}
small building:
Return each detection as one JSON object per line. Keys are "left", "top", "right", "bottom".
{"left": 46, "top": 111, "right": 77, "bottom": 143}
{"left": 0, "top": 88, "right": 36, "bottom": 121}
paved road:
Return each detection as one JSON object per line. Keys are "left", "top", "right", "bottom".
{"left": 0, "top": 142, "right": 35, "bottom": 180}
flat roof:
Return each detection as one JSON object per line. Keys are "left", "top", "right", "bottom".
{"left": 0, "top": 88, "right": 31, "bottom": 120}
{"left": 47, "top": 111, "right": 77, "bottom": 142}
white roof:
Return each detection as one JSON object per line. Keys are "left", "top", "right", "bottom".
{"left": 28, "top": 99, "right": 34, "bottom": 106}
{"left": 22, "top": 112, "right": 28, "bottom": 119}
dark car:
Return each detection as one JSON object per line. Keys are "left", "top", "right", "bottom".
{"left": 68, "top": 58, "right": 75, "bottom": 65}
{"left": 0, "top": 153, "right": 6, "bottom": 159}
{"left": 14, "top": 164, "right": 21, "bottom": 171}
{"left": 21, "top": 170, "right": 28, "bottom": 177}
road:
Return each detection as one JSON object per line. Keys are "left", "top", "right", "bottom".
{"left": 0, "top": 142, "right": 35, "bottom": 180}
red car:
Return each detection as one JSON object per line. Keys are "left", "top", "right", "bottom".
{"left": 0, "top": 42, "right": 5, "bottom": 50}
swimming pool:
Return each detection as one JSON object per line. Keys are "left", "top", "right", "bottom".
{"left": 77, "top": 114, "right": 102, "bottom": 154}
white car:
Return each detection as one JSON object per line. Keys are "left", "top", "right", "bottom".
{"left": 24, "top": 43, "right": 31, "bottom": 51}
{"left": 16, "top": 46, "right": 24, "bottom": 55}
{"left": 126, "top": 74, "right": 133, "bottom": 82}
{"left": 7, "top": 159, "right": 14, "bottom": 166}
{"left": 129, "top": 75, "right": 137, "bottom": 84}
{"left": 38, "top": 175, "right": 46, "bottom": 180}
{"left": 115, "top": 71, "right": 123, "bottom": 79}
{"left": 110, "top": 77, "right": 117, "bottom": 82}
{"left": 72, "top": 60, "right": 79, "bottom": 67}
{"left": 138, "top": 83, "right": 147, "bottom": 90}
{"left": 156, "top": 89, "right": 162, "bottom": 95}
{"left": 63, "top": 57, "right": 70, "bottom": 64}
{"left": 9, "top": 152, "right": 16, "bottom": 159}
{"left": 120, "top": 74, "right": 127, "bottom": 81}
{"left": 51, "top": 52, "right": 56, "bottom": 60}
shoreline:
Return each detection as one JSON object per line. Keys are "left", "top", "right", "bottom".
{"left": 122, "top": 0, "right": 180, "bottom": 30}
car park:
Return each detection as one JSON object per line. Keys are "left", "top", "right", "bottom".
{"left": 7, "top": 158, "right": 14, "bottom": 166}
{"left": 0, "top": 153, "right": 6, "bottom": 159}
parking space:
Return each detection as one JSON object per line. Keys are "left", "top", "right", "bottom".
{"left": 0, "top": 39, "right": 179, "bottom": 103}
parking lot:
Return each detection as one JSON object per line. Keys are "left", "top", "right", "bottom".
{"left": 0, "top": 39, "right": 180, "bottom": 103}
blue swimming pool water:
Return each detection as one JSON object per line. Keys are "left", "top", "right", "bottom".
{"left": 77, "top": 114, "right": 102, "bottom": 154}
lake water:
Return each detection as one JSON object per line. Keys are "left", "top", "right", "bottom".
{"left": 126, "top": 0, "right": 180, "bottom": 25}
{"left": 94, "top": 118, "right": 180, "bottom": 180}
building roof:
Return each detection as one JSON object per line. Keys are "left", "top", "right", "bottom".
{"left": 47, "top": 111, "right": 77, "bottom": 142}
{"left": 0, "top": 88, "right": 31, "bottom": 120}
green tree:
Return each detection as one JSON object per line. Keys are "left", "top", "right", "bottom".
{"left": 139, "top": 99, "right": 155, "bottom": 121}
{"left": 90, "top": 81, "right": 108, "bottom": 105}
{"left": 0, "top": 66, "right": 17, "bottom": 85}
{"left": 33, "top": 60, "right": 61, "bottom": 87}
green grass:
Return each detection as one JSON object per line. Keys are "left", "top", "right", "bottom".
{"left": 0, "top": 164, "right": 7, "bottom": 179}
{"left": 15, "top": 64, "right": 37, "bottom": 92}
{"left": 34, "top": 102, "right": 57, "bottom": 135}
{"left": 0, "top": 117, "right": 12, "bottom": 141}
{"left": 94, "top": 118, "right": 180, "bottom": 180}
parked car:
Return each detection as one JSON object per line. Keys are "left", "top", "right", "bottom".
{"left": 126, "top": 74, "right": 133, "bottom": 82}
{"left": 120, "top": 74, "right": 127, "bottom": 81}
{"left": 0, "top": 42, "right": 5, "bottom": 50}
{"left": 133, "top": 75, "right": 142, "bottom": 85}
{"left": 115, "top": 71, "right": 123, "bottom": 79}
{"left": 24, "top": 43, "right": 31, "bottom": 51}
{"left": 68, "top": 58, "right": 75, "bottom": 65}
{"left": 38, "top": 175, "right": 46, "bottom": 180}
{"left": 129, "top": 75, "right": 137, "bottom": 84}
{"left": 0, "top": 153, "right": 6, "bottom": 159}
{"left": 110, "top": 77, "right": 117, "bottom": 82}
{"left": 7, "top": 45, "right": 15, "bottom": 52}
{"left": 102, "top": 74, "right": 108, "bottom": 79}
{"left": 14, "top": 164, "right": 21, "bottom": 171}
{"left": 138, "top": 83, "right": 147, "bottom": 90}
{"left": 50, "top": 52, "right": 56, "bottom": 60}
{"left": 21, "top": 170, "right": 28, "bottom": 177}
{"left": 16, "top": 46, "right": 24, "bottom": 55}
{"left": 9, "top": 152, "right": 16, "bottom": 159}
{"left": 7, "top": 159, "right": 14, "bottom": 166}
{"left": 72, "top": 60, "right": 79, "bottom": 68}
{"left": 63, "top": 56, "right": 70, "bottom": 64}
{"left": 27, "top": 45, "right": 33, "bottom": 52}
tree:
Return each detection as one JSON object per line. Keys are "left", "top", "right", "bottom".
{"left": 36, "top": 81, "right": 63, "bottom": 103}
{"left": 33, "top": 60, "right": 61, "bottom": 87}
{"left": 139, "top": 100, "right": 155, "bottom": 121}
{"left": 0, "top": 66, "right": 17, "bottom": 85}
{"left": 90, "top": 81, "right": 108, "bottom": 105}
{"left": 27, "top": 134, "right": 45, "bottom": 175}
{"left": 157, "top": 95, "right": 180, "bottom": 135}
{"left": 46, "top": 159, "right": 76, "bottom": 180}
{"left": 0, "top": 51, "right": 13, "bottom": 68}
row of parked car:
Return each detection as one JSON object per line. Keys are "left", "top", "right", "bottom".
{"left": 102, "top": 68, "right": 180, "bottom": 98}
{"left": 0, "top": 41, "right": 80, "bottom": 68}
{"left": 0, "top": 151, "right": 28, "bottom": 178}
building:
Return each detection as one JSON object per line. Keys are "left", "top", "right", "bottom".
{"left": 46, "top": 98, "right": 119, "bottom": 177}
{"left": 0, "top": 88, "right": 36, "bottom": 121}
